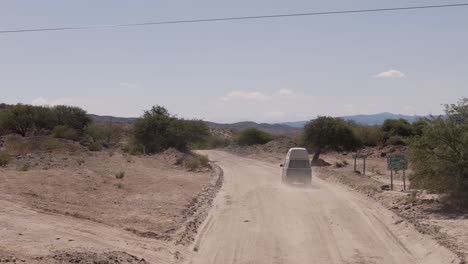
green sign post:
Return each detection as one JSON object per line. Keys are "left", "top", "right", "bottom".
{"left": 387, "top": 154, "right": 408, "bottom": 190}
{"left": 352, "top": 153, "right": 368, "bottom": 175}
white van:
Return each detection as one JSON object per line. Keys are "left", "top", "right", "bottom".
{"left": 280, "top": 148, "right": 312, "bottom": 185}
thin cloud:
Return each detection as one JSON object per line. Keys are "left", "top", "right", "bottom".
{"left": 276, "top": 88, "right": 294, "bottom": 96}
{"left": 31, "top": 97, "right": 66, "bottom": 106}
{"left": 221, "top": 89, "right": 296, "bottom": 101}
{"left": 373, "top": 70, "right": 405, "bottom": 78}
{"left": 221, "top": 91, "right": 271, "bottom": 101}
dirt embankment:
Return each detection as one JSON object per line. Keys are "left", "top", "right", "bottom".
{"left": 0, "top": 135, "right": 224, "bottom": 263}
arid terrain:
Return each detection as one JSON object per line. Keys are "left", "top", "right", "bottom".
{"left": 226, "top": 141, "right": 468, "bottom": 262}
{"left": 0, "top": 136, "right": 221, "bottom": 263}
{"left": 1, "top": 136, "right": 466, "bottom": 263}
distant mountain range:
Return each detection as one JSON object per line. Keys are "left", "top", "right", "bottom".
{"left": 88, "top": 114, "right": 137, "bottom": 124}
{"left": 282, "top": 112, "right": 424, "bottom": 127}
{"left": 206, "top": 121, "right": 300, "bottom": 136}
{"left": 89, "top": 112, "right": 424, "bottom": 135}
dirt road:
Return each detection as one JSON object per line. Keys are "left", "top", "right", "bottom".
{"left": 190, "top": 150, "right": 459, "bottom": 264}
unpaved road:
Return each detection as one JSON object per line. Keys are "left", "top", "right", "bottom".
{"left": 190, "top": 151, "right": 459, "bottom": 264}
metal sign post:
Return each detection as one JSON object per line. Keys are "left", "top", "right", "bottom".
{"left": 387, "top": 154, "right": 408, "bottom": 191}
{"left": 352, "top": 154, "right": 368, "bottom": 175}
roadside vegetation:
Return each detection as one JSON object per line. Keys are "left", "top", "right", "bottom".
{"left": 302, "top": 116, "right": 359, "bottom": 161}
{"left": 408, "top": 98, "right": 468, "bottom": 208}
{"left": 129, "top": 105, "right": 209, "bottom": 154}
{"left": 234, "top": 128, "right": 274, "bottom": 146}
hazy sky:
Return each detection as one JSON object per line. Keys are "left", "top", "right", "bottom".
{"left": 1, "top": 0, "right": 467, "bottom": 123}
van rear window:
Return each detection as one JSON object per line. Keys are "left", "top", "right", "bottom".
{"left": 288, "top": 160, "right": 310, "bottom": 168}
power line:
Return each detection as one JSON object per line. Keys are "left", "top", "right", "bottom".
{"left": 1, "top": 3, "right": 468, "bottom": 34}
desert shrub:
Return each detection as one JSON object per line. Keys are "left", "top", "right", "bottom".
{"left": 115, "top": 171, "right": 125, "bottom": 179}
{"left": 185, "top": 154, "right": 209, "bottom": 171}
{"left": 386, "top": 135, "right": 407, "bottom": 146}
{"left": 235, "top": 128, "right": 274, "bottom": 146}
{"left": 197, "top": 154, "right": 209, "bottom": 166}
{"left": 43, "top": 138, "right": 65, "bottom": 152}
{"left": 185, "top": 158, "right": 201, "bottom": 170}
{"left": 52, "top": 105, "right": 91, "bottom": 131}
{"left": 0, "top": 152, "right": 10, "bottom": 167}
{"left": 302, "top": 116, "right": 360, "bottom": 161}
{"left": 382, "top": 118, "right": 414, "bottom": 139}
{"left": 409, "top": 98, "right": 468, "bottom": 208}
{"left": 131, "top": 105, "right": 209, "bottom": 154}
{"left": 191, "top": 135, "right": 231, "bottom": 149}
{"left": 17, "top": 163, "right": 31, "bottom": 172}
{"left": 52, "top": 125, "right": 81, "bottom": 141}
{"left": 412, "top": 118, "right": 430, "bottom": 136}
{"left": 85, "top": 123, "right": 122, "bottom": 147}
{"left": 88, "top": 142, "right": 102, "bottom": 151}
{"left": 0, "top": 104, "right": 40, "bottom": 136}
{"left": 0, "top": 104, "right": 91, "bottom": 138}
{"left": 349, "top": 122, "right": 384, "bottom": 147}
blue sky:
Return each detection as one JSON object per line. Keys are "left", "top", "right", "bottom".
{"left": 1, "top": 0, "right": 467, "bottom": 122}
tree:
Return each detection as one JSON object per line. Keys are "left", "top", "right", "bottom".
{"left": 409, "top": 98, "right": 468, "bottom": 208}
{"left": 0, "top": 104, "right": 37, "bottom": 136}
{"left": 132, "top": 105, "right": 210, "bottom": 154}
{"left": 235, "top": 128, "right": 274, "bottom": 146}
{"left": 382, "top": 118, "right": 414, "bottom": 139}
{"left": 132, "top": 106, "right": 173, "bottom": 153}
{"left": 53, "top": 105, "right": 91, "bottom": 131}
{"left": 168, "top": 119, "right": 210, "bottom": 151}
{"left": 303, "top": 116, "right": 359, "bottom": 162}
{"left": 412, "top": 118, "right": 430, "bottom": 136}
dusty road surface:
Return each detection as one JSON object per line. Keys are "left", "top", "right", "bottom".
{"left": 190, "top": 150, "right": 459, "bottom": 264}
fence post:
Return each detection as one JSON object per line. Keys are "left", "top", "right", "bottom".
{"left": 390, "top": 170, "right": 393, "bottom": 190}
{"left": 363, "top": 158, "right": 366, "bottom": 175}
{"left": 403, "top": 169, "right": 406, "bottom": 190}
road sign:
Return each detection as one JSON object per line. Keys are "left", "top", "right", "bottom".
{"left": 387, "top": 154, "right": 408, "bottom": 191}
{"left": 387, "top": 155, "right": 408, "bottom": 170}
{"left": 352, "top": 154, "right": 368, "bottom": 159}
{"left": 352, "top": 153, "right": 368, "bottom": 175}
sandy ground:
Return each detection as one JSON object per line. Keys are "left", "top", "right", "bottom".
{"left": 189, "top": 150, "right": 460, "bottom": 264}
{"left": 226, "top": 144, "right": 468, "bottom": 261}
{"left": 0, "top": 147, "right": 220, "bottom": 263}
{"left": 1, "top": 138, "right": 466, "bottom": 263}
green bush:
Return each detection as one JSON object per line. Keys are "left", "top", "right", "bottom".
{"left": 412, "top": 118, "right": 430, "bottom": 136}
{"left": 235, "top": 128, "right": 274, "bottom": 146}
{"left": 185, "top": 154, "right": 209, "bottom": 171}
{"left": 88, "top": 142, "right": 102, "bottom": 151}
{"left": 191, "top": 135, "right": 231, "bottom": 150}
{"left": 0, "top": 104, "right": 41, "bottom": 136}
{"left": 382, "top": 118, "right": 414, "bottom": 139}
{"left": 386, "top": 135, "right": 407, "bottom": 146}
{"left": 17, "top": 163, "right": 31, "bottom": 172}
{"left": 185, "top": 159, "right": 201, "bottom": 171}
{"left": 349, "top": 122, "right": 384, "bottom": 147}
{"left": 0, "top": 104, "right": 91, "bottom": 138}
{"left": 0, "top": 152, "right": 10, "bottom": 167}
{"left": 409, "top": 98, "right": 468, "bottom": 208}
{"left": 52, "top": 125, "right": 81, "bottom": 141}
{"left": 131, "top": 105, "right": 209, "bottom": 154}
{"left": 53, "top": 105, "right": 91, "bottom": 131}
{"left": 85, "top": 123, "right": 122, "bottom": 147}
{"left": 302, "top": 116, "right": 359, "bottom": 161}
